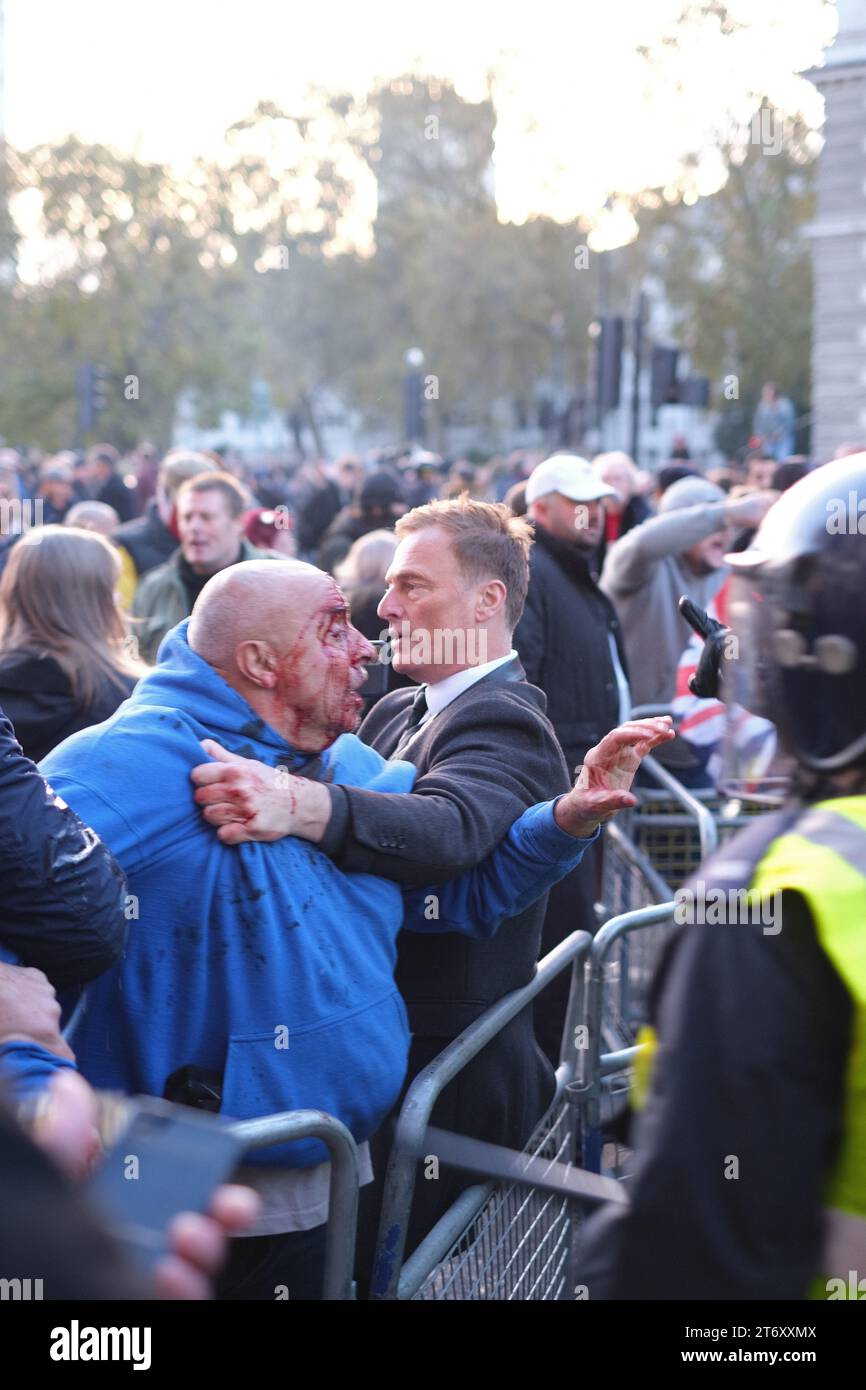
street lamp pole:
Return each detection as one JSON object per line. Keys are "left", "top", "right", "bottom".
{"left": 630, "top": 291, "right": 648, "bottom": 466}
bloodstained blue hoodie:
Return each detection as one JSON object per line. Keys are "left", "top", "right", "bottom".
{"left": 39, "top": 622, "right": 592, "bottom": 1166}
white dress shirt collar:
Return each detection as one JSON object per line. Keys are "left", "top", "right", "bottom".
{"left": 422, "top": 650, "right": 519, "bottom": 723}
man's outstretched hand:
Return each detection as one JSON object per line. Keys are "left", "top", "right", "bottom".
{"left": 554, "top": 717, "right": 675, "bottom": 839}
{"left": 191, "top": 718, "right": 675, "bottom": 848}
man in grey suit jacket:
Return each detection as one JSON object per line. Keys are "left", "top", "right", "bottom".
{"left": 190, "top": 498, "right": 617, "bottom": 1258}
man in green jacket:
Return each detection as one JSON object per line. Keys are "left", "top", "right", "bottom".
{"left": 132, "top": 472, "right": 268, "bottom": 662}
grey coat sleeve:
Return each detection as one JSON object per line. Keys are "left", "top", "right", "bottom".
{"left": 0, "top": 712, "right": 128, "bottom": 989}
{"left": 600, "top": 503, "right": 731, "bottom": 595}
{"left": 323, "top": 692, "right": 570, "bottom": 887}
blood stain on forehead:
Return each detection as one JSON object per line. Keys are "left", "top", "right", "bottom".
{"left": 271, "top": 579, "right": 355, "bottom": 748}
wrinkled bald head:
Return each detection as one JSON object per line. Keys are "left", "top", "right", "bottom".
{"left": 189, "top": 559, "right": 376, "bottom": 751}
{"left": 189, "top": 559, "right": 322, "bottom": 667}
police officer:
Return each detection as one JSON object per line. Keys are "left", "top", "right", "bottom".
{"left": 578, "top": 453, "right": 866, "bottom": 1300}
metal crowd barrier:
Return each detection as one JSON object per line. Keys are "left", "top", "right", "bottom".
{"left": 369, "top": 903, "right": 680, "bottom": 1300}
{"left": 629, "top": 752, "right": 718, "bottom": 889}
{"left": 370, "top": 928, "right": 593, "bottom": 1301}
{"left": 572, "top": 901, "right": 677, "bottom": 1175}
{"left": 227, "top": 1108, "right": 360, "bottom": 1301}
{"left": 222, "top": 905, "right": 680, "bottom": 1302}
{"left": 595, "top": 718, "right": 770, "bottom": 1048}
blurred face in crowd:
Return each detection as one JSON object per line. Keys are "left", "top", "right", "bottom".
{"left": 530, "top": 492, "right": 604, "bottom": 550}
{"left": 595, "top": 461, "right": 635, "bottom": 513}
{"left": 82, "top": 450, "right": 114, "bottom": 485}
{"left": 338, "top": 461, "right": 361, "bottom": 493}
{"left": 179, "top": 488, "right": 245, "bottom": 576}
{"left": 683, "top": 526, "right": 732, "bottom": 576}
{"left": 747, "top": 457, "right": 777, "bottom": 490}
{"left": 378, "top": 525, "right": 506, "bottom": 684}
{"left": 39, "top": 475, "right": 74, "bottom": 511}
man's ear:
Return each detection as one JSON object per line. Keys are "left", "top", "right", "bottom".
{"left": 475, "top": 578, "right": 507, "bottom": 624}
{"left": 235, "top": 640, "right": 278, "bottom": 689}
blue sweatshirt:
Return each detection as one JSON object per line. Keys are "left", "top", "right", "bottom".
{"left": 36, "top": 621, "right": 593, "bottom": 1165}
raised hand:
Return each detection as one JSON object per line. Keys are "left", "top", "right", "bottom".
{"left": 554, "top": 717, "right": 675, "bottom": 838}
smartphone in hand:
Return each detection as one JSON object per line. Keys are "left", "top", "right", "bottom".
{"left": 87, "top": 1096, "right": 244, "bottom": 1275}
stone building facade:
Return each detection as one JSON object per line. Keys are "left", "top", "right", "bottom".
{"left": 810, "top": 0, "right": 866, "bottom": 460}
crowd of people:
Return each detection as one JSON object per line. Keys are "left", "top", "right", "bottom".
{"left": 0, "top": 419, "right": 864, "bottom": 1302}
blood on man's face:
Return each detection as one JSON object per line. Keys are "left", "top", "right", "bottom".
{"left": 271, "top": 581, "right": 376, "bottom": 752}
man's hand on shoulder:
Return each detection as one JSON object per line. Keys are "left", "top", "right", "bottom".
{"left": 191, "top": 740, "right": 332, "bottom": 845}
{"left": 554, "top": 717, "right": 675, "bottom": 838}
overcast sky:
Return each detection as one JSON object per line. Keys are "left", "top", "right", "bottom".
{"left": 3, "top": 0, "right": 836, "bottom": 231}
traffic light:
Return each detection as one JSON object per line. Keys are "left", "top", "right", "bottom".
{"left": 678, "top": 375, "right": 711, "bottom": 408}
{"left": 649, "top": 351, "right": 710, "bottom": 412}
{"left": 75, "top": 363, "right": 110, "bottom": 437}
{"left": 597, "top": 316, "right": 624, "bottom": 415}
{"left": 650, "top": 346, "right": 680, "bottom": 411}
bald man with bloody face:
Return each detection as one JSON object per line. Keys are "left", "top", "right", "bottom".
{"left": 187, "top": 560, "right": 374, "bottom": 752}
{"left": 40, "top": 558, "right": 671, "bottom": 1299}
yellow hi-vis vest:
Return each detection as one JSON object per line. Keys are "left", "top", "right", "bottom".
{"left": 751, "top": 797, "right": 866, "bottom": 1300}
{"left": 632, "top": 797, "right": 866, "bottom": 1299}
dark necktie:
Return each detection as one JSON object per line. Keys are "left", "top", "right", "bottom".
{"left": 393, "top": 686, "right": 428, "bottom": 755}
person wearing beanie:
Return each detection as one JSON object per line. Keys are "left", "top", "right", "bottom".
{"left": 316, "top": 471, "right": 405, "bottom": 575}
{"left": 600, "top": 475, "right": 776, "bottom": 710}
{"left": 650, "top": 463, "right": 699, "bottom": 508}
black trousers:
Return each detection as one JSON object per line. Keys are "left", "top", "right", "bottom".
{"left": 355, "top": 1007, "right": 555, "bottom": 1295}
{"left": 216, "top": 1222, "right": 328, "bottom": 1301}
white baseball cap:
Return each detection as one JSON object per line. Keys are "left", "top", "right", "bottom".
{"left": 525, "top": 454, "right": 618, "bottom": 506}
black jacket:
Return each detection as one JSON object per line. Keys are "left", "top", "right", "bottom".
{"left": 323, "top": 657, "right": 569, "bottom": 1255}
{"left": 514, "top": 525, "right": 629, "bottom": 775}
{"left": 0, "top": 708, "right": 127, "bottom": 989}
{"left": 0, "top": 650, "right": 136, "bottom": 764}
{"left": 316, "top": 510, "right": 391, "bottom": 576}
{"left": 578, "top": 804, "right": 852, "bottom": 1300}
{"left": 322, "top": 656, "right": 568, "bottom": 1057}
{"left": 595, "top": 493, "right": 653, "bottom": 572}
{"left": 96, "top": 472, "right": 137, "bottom": 523}
{"left": 114, "top": 502, "right": 177, "bottom": 579}
{"left": 296, "top": 479, "right": 342, "bottom": 556}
